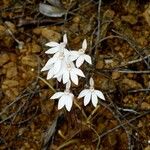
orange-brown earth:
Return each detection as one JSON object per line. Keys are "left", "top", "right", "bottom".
{"left": 0, "top": 0, "right": 150, "bottom": 150}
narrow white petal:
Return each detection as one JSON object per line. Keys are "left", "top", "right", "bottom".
{"left": 66, "top": 81, "right": 71, "bottom": 91}
{"left": 94, "top": 90, "right": 105, "bottom": 101}
{"left": 72, "top": 68, "right": 85, "bottom": 77}
{"left": 69, "top": 51, "right": 79, "bottom": 61}
{"left": 89, "top": 77, "right": 94, "bottom": 88}
{"left": 65, "top": 94, "right": 74, "bottom": 111}
{"left": 84, "top": 91, "right": 91, "bottom": 106}
{"left": 78, "top": 89, "right": 89, "bottom": 98}
{"left": 70, "top": 71, "right": 78, "bottom": 85}
{"left": 57, "top": 75, "right": 62, "bottom": 82}
{"left": 92, "top": 93, "right": 98, "bottom": 107}
{"left": 53, "top": 60, "right": 61, "bottom": 74}
{"left": 76, "top": 56, "right": 84, "bottom": 68}
{"left": 84, "top": 55, "right": 92, "bottom": 64}
{"left": 58, "top": 96, "right": 65, "bottom": 110}
{"left": 63, "top": 34, "right": 67, "bottom": 44}
{"left": 63, "top": 70, "right": 69, "bottom": 84}
{"left": 50, "top": 92, "right": 64, "bottom": 99}
{"left": 64, "top": 49, "right": 70, "bottom": 58}
{"left": 82, "top": 39, "right": 87, "bottom": 50}
{"left": 44, "top": 57, "right": 57, "bottom": 67}
{"left": 45, "top": 42, "right": 59, "bottom": 47}
{"left": 47, "top": 68, "right": 54, "bottom": 79}
{"left": 45, "top": 47, "right": 59, "bottom": 54}
{"left": 41, "top": 64, "right": 52, "bottom": 72}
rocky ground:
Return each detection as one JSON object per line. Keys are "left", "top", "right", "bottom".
{"left": 0, "top": 0, "right": 150, "bottom": 150}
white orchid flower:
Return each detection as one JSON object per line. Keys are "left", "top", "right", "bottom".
{"left": 70, "top": 39, "right": 92, "bottom": 68}
{"left": 41, "top": 47, "right": 70, "bottom": 79}
{"left": 78, "top": 77, "right": 105, "bottom": 107}
{"left": 54, "top": 61, "right": 85, "bottom": 85}
{"left": 45, "top": 34, "right": 68, "bottom": 54}
{"left": 50, "top": 81, "right": 74, "bottom": 111}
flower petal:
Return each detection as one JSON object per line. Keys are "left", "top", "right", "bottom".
{"left": 47, "top": 68, "right": 54, "bottom": 79}
{"left": 45, "top": 41, "right": 59, "bottom": 47}
{"left": 63, "top": 34, "right": 67, "bottom": 44}
{"left": 84, "top": 55, "right": 92, "bottom": 65}
{"left": 69, "top": 52, "right": 79, "bottom": 61}
{"left": 82, "top": 39, "right": 87, "bottom": 50}
{"left": 72, "top": 68, "right": 85, "bottom": 77}
{"left": 63, "top": 70, "right": 69, "bottom": 84}
{"left": 41, "top": 64, "right": 52, "bottom": 72}
{"left": 91, "top": 92, "right": 98, "bottom": 107}
{"left": 50, "top": 92, "right": 64, "bottom": 99}
{"left": 45, "top": 47, "right": 59, "bottom": 54}
{"left": 84, "top": 91, "right": 91, "bottom": 106}
{"left": 44, "top": 57, "right": 57, "bottom": 67}
{"left": 53, "top": 59, "right": 62, "bottom": 74}
{"left": 78, "top": 89, "right": 89, "bottom": 98}
{"left": 70, "top": 71, "right": 78, "bottom": 85}
{"left": 94, "top": 90, "right": 105, "bottom": 101}
{"left": 65, "top": 94, "right": 74, "bottom": 111}
{"left": 76, "top": 56, "right": 84, "bottom": 68}
{"left": 58, "top": 95, "right": 65, "bottom": 110}
{"left": 89, "top": 77, "right": 94, "bottom": 87}
{"left": 57, "top": 75, "right": 62, "bottom": 82}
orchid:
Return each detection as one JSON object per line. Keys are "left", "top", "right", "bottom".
{"left": 41, "top": 33, "right": 106, "bottom": 111}
{"left": 78, "top": 77, "right": 105, "bottom": 107}
{"left": 70, "top": 39, "right": 92, "bottom": 68}
{"left": 45, "top": 34, "right": 68, "bottom": 55}
{"left": 54, "top": 60, "right": 85, "bottom": 85}
{"left": 50, "top": 81, "right": 74, "bottom": 111}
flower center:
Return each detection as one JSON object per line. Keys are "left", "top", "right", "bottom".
{"left": 67, "top": 63, "right": 72, "bottom": 71}
{"left": 60, "top": 42, "right": 66, "bottom": 49}
{"left": 64, "top": 90, "right": 70, "bottom": 95}
{"left": 90, "top": 87, "right": 94, "bottom": 92}
{"left": 59, "top": 52, "right": 64, "bottom": 60}
{"left": 79, "top": 48, "right": 85, "bottom": 54}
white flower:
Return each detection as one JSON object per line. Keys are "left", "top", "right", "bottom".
{"left": 70, "top": 39, "right": 92, "bottom": 68}
{"left": 41, "top": 48, "right": 70, "bottom": 80}
{"left": 54, "top": 61, "right": 85, "bottom": 85}
{"left": 45, "top": 34, "right": 68, "bottom": 54}
{"left": 78, "top": 77, "right": 105, "bottom": 107}
{"left": 50, "top": 82, "right": 74, "bottom": 111}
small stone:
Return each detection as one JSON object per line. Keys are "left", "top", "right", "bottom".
{"left": 143, "top": 5, "right": 150, "bottom": 26}
{"left": 112, "top": 72, "right": 121, "bottom": 80}
{"left": 33, "top": 27, "right": 61, "bottom": 42}
{"left": 122, "top": 78, "right": 142, "bottom": 90}
{"left": 0, "top": 53, "right": 9, "bottom": 66}
{"left": 121, "top": 15, "right": 137, "bottom": 24}
{"left": 141, "top": 102, "right": 150, "bottom": 110}
{"left": 2, "top": 79, "right": 19, "bottom": 98}
{"left": 144, "top": 146, "right": 150, "bottom": 150}
{"left": 3, "top": 62, "right": 18, "bottom": 78}
{"left": 2, "top": 79, "right": 19, "bottom": 87}
{"left": 21, "top": 55, "right": 38, "bottom": 67}
{"left": 30, "top": 42, "right": 41, "bottom": 53}
{"left": 0, "top": 25, "right": 6, "bottom": 37}
{"left": 96, "top": 59, "right": 104, "bottom": 69}
{"left": 108, "top": 133, "right": 117, "bottom": 146}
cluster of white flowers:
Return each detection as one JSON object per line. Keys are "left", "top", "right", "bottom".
{"left": 41, "top": 34, "right": 105, "bottom": 111}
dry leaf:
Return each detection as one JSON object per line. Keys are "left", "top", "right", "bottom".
{"left": 39, "top": 3, "right": 66, "bottom": 17}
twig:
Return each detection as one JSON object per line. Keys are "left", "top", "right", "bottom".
{"left": 93, "top": 110, "right": 150, "bottom": 141}
{"left": 128, "top": 88, "right": 150, "bottom": 93}
{"left": 116, "top": 70, "right": 150, "bottom": 74}
{"left": 112, "top": 29, "right": 150, "bottom": 69}
{"left": 0, "top": 93, "right": 29, "bottom": 116}
{"left": 0, "top": 102, "right": 26, "bottom": 124}
{"left": 38, "top": 76, "right": 56, "bottom": 92}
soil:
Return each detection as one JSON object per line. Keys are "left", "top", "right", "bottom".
{"left": 0, "top": 0, "right": 150, "bottom": 150}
